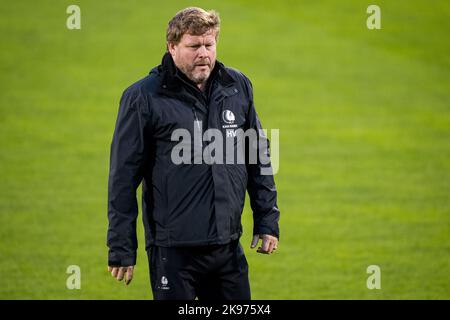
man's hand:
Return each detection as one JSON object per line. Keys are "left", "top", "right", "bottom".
{"left": 251, "top": 234, "right": 278, "bottom": 254}
{"left": 108, "top": 265, "right": 134, "bottom": 285}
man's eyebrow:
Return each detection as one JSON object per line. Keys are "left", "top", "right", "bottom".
{"left": 186, "top": 41, "right": 214, "bottom": 46}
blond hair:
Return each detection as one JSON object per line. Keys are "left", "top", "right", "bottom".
{"left": 166, "top": 7, "right": 220, "bottom": 44}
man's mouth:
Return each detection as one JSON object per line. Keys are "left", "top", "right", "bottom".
{"left": 195, "top": 62, "right": 209, "bottom": 67}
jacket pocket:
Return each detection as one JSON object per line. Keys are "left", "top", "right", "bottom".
{"left": 225, "top": 164, "right": 247, "bottom": 221}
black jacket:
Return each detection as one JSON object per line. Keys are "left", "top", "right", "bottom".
{"left": 107, "top": 53, "right": 280, "bottom": 266}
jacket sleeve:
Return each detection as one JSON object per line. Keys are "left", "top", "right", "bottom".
{"left": 242, "top": 76, "right": 280, "bottom": 239}
{"left": 107, "top": 86, "right": 150, "bottom": 266}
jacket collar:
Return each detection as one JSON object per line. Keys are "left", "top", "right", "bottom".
{"left": 157, "top": 52, "right": 235, "bottom": 93}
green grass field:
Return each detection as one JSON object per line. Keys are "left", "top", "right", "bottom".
{"left": 1, "top": 0, "right": 449, "bottom": 299}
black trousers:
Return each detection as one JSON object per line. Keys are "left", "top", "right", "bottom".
{"left": 147, "top": 240, "right": 251, "bottom": 300}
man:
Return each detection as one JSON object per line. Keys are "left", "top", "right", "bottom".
{"left": 107, "top": 7, "right": 280, "bottom": 300}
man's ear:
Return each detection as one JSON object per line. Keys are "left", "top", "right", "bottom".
{"left": 167, "top": 42, "right": 176, "bottom": 57}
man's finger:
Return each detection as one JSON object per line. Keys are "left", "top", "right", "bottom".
{"left": 257, "top": 237, "right": 270, "bottom": 254}
{"left": 250, "top": 235, "right": 260, "bottom": 248}
{"left": 111, "top": 267, "right": 118, "bottom": 278}
{"left": 117, "top": 267, "right": 125, "bottom": 281}
{"left": 108, "top": 266, "right": 112, "bottom": 273}
{"left": 261, "top": 237, "right": 270, "bottom": 252}
{"left": 125, "top": 266, "right": 134, "bottom": 285}
{"left": 271, "top": 238, "right": 279, "bottom": 252}
{"left": 268, "top": 241, "right": 275, "bottom": 254}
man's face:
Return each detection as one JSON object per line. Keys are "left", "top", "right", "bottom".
{"left": 168, "top": 30, "right": 217, "bottom": 87}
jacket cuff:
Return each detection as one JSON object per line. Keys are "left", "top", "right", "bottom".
{"left": 108, "top": 252, "right": 137, "bottom": 267}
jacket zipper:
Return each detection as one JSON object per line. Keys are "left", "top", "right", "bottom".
{"left": 191, "top": 107, "right": 201, "bottom": 131}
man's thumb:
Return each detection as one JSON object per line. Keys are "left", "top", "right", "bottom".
{"left": 251, "top": 235, "right": 259, "bottom": 248}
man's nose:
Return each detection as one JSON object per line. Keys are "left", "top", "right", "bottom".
{"left": 197, "top": 45, "right": 208, "bottom": 57}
